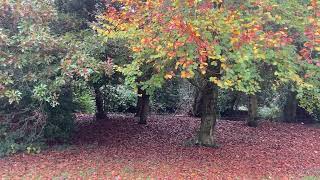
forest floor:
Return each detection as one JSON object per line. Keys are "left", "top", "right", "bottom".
{"left": 1, "top": 114, "right": 320, "bottom": 179}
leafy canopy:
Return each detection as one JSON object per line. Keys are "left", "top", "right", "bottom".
{"left": 97, "top": 0, "right": 314, "bottom": 95}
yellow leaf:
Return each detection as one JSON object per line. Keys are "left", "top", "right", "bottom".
{"left": 164, "top": 74, "right": 173, "bottom": 79}
{"left": 210, "top": 77, "right": 219, "bottom": 84}
{"left": 167, "top": 51, "right": 176, "bottom": 59}
{"left": 275, "top": 15, "right": 281, "bottom": 21}
{"left": 208, "top": 55, "right": 217, "bottom": 60}
{"left": 221, "top": 63, "right": 227, "bottom": 70}
{"left": 230, "top": 37, "right": 239, "bottom": 44}
{"left": 224, "top": 80, "right": 233, "bottom": 86}
{"left": 309, "top": 17, "right": 315, "bottom": 23}
{"left": 132, "top": 47, "right": 141, "bottom": 52}
{"left": 167, "top": 42, "right": 174, "bottom": 48}
{"left": 156, "top": 45, "right": 162, "bottom": 52}
{"left": 181, "top": 71, "right": 192, "bottom": 78}
{"left": 164, "top": 71, "right": 174, "bottom": 79}
{"left": 220, "top": 57, "right": 227, "bottom": 62}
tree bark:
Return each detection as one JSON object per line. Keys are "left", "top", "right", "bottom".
{"left": 192, "top": 88, "right": 202, "bottom": 117}
{"left": 198, "top": 81, "right": 218, "bottom": 147}
{"left": 94, "top": 86, "right": 105, "bottom": 120}
{"left": 283, "top": 91, "right": 297, "bottom": 123}
{"left": 138, "top": 89, "right": 150, "bottom": 124}
{"left": 247, "top": 94, "right": 258, "bottom": 127}
{"left": 135, "top": 87, "right": 143, "bottom": 117}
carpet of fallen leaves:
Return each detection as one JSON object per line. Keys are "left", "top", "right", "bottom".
{"left": 1, "top": 114, "right": 320, "bottom": 179}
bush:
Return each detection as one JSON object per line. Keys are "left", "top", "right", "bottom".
{"left": 0, "top": 109, "right": 46, "bottom": 157}
{"left": 0, "top": 0, "right": 78, "bottom": 156}
{"left": 103, "top": 85, "right": 137, "bottom": 113}
{"left": 0, "top": 124, "right": 22, "bottom": 157}
{"left": 311, "top": 109, "right": 320, "bottom": 123}
{"left": 217, "top": 89, "right": 237, "bottom": 115}
{"left": 0, "top": 97, "right": 46, "bottom": 157}
{"left": 44, "top": 87, "right": 75, "bottom": 143}
{"left": 258, "top": 105, "right": 281, "bottom": 120}
{"left": 73, "top": 86, "right": 96, "bottom": 114}
{"left": 151, "top": 80, "right": 181, "bottom": 113}
{"left": 0, "top": 82, "right": 79, "bottom": 157}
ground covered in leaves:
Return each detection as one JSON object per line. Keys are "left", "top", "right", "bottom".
{"left": 1, "top": 114, "right": 320, "bottom": 179}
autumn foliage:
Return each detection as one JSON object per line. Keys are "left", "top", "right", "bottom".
{"left": 96, "top": 0, "right": 320, "bottom": 145}
{"left": 1, "top": 1, "right": 320, "bottom": 178}
{"left": 301, "top": 0, "right": 320, "bottom": 64}
{"left": 95, "top": 0, "right": 320, "bottom": 98}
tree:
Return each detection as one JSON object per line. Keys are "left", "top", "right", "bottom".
{"left": 97, "top": 0, "right": 317, "bottom": 146}
{"left": 266, "top": 0, "right": 320, "bottom": 121}
{"left": 53, "top": 0, "right": 128, "bottom": 119}
{"left": 0, "top": 0, "right": 110, "bottom": 154}
{"left": 247, "top": 94, "right": 258, "bottom": 127}
{"left": 53, "top": 0, "right": 105, "bottom": 119}
{"left": 0, "top": 0, "right": 77, "bottom": 154}
{"left": 53, "top": 0, "right": 103, "bottom": 34}
{"left": 60, "top": 30, "right": 116, "bottom": 119}
{"left": 297, "top": 0, "right": 320, "bottom": 114}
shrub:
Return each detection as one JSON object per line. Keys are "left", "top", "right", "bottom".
{"left": 103, "top": 85, "right": 137, "bottom": 113}
{"left": 258, "top": 105, "right": 281, "bottom": 120}
{"left": 44, "top": 87, "right": 75, "bottom": 143}
{"left": 217, "top": 89, "right": 237, "bottom": 115}
{"left": 151, "top": 80, "right": 181, "bottom": 113}
{"left": 73, "top": 86, "right": 96, "bottom": 114}
{"left": 0, "top": 102, "right": 46, "bottom": 157}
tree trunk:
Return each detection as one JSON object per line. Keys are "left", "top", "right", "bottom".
{"left": 135, "top": 87, "right": 143, "bottom": 117}
{"left": 283, "top": 91, "right": 297, "bottom": 123}
{"left": 192, "top": 88, "right": 202, "bottom": 117}
{"left": 247, "top": 94, "right": 258, "bottom": 127}
{"left": 198, "top": 82, "right": 218, "bottom": 147}
{"left": 138, "top": 89, "right": 150, "bottom": 124}
{"left": 94, "top": 86, "right": 105, "bottom": 119}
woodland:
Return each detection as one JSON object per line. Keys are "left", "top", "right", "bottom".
{"left": 1, "top": 0, "right": 320, "bottom": 179}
